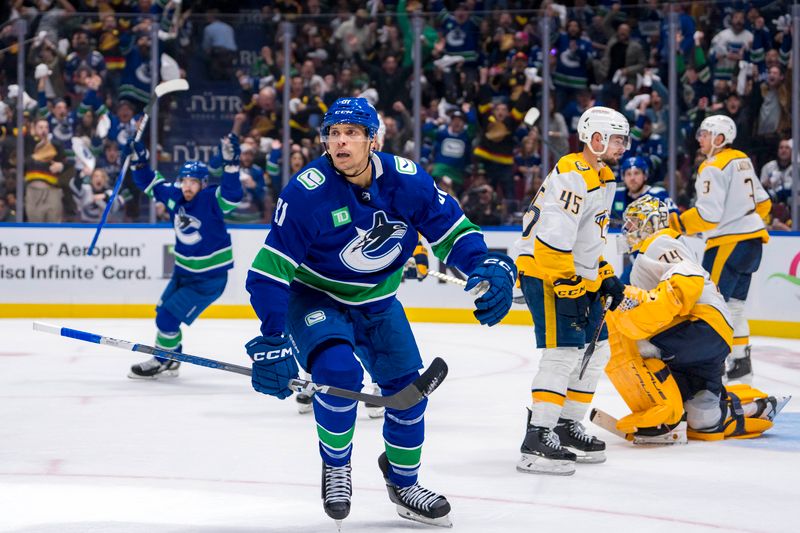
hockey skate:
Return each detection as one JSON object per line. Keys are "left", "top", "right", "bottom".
{"left": 726, "top": 347, "right": 753, "bottom": 384}
{"left": 128, "top": 356, "right": 180, "bottom": 379}
{"left": 378, "top": 452, "right": 452, "bottom": 528}
{"left": 321, "top": 461, "right": 352, "bottom": 527}
{"left": 517, "top": 410, "right": 576, "bottom": 475}
{"left": 554, "top": 418, "right": 606, "bottom": 463}
{"left": 364, "top": 383, "right": 385, "bottom": 419}
{"left": 750, "top": 394, "right": 792, "bottom": 422}
{"left": 296, "top": 391, "right": 314, "bottom": 414}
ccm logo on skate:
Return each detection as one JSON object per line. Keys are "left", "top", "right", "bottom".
{"left": 252, "top": 348, "right": 293, "bottom": 361}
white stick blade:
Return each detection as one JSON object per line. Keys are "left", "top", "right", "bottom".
{"left": 32, "top": 321, "right": 61, "bottom": 334}
{"left": 154, "top": 78, "right": 189, "bottom": 98}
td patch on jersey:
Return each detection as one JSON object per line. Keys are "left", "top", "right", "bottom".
{"left": 339, "top": 211, "right": 408, "bottom": 273}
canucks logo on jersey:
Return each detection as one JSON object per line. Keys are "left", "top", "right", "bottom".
{"left": 174, "top": 206, "right": 203, "bottom": 245}
{"left": 340, "top": 211, "right": 408, "bottom": 273}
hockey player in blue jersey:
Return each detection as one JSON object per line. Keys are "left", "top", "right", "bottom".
{"left": 126, "top": 134, "right": 244, "bottom": 379}
{"left": 610, "top": 156, "right": 675, "bottom": 224}
{"left": 245, "top": 97, "right": 516, "bottom": 527}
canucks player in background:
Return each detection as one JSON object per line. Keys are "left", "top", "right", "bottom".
{"left": 514, "top": 107, "right": 628, "bottom": 475}
{"left": 605, "top": 195, "right": 789, "bottom": 444}
{"left": 244, "top": 97, "right": 516, "bottom": 528}
{"left": 126, "top": 134, "right": 244, "bottom": 378}
{"left": 670, "top": 116, "right": 771, "bottom": 383}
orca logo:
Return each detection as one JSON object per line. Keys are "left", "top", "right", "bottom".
{"left": 174, "top": 206, "right": 203, "bottom": 245}
{"left": 340, "top": 211, "right": 408, "bottom": 273}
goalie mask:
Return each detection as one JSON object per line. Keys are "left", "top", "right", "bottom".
{"left": 622, "top": 195, "right": 669, "bottom": 252}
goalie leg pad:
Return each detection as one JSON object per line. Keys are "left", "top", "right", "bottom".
{"left": 687, "top": 391, "right": 774, "bottom": 441}
{"left": 606, "top": 313, "right": 684, "bottom": 434}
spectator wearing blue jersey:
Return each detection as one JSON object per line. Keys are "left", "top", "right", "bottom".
{"left": 126, "top": 134, "right": 243, "bottom": 379}
{"left": 430, "top": 109, "right": 473, "bottom": 194}
{"left": 553, "top": 19, "right": 594, "bottom": 108}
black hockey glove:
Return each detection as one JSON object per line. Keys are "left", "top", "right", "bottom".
{"left": 553, "top": 275, "right": 590, "bottom": 330}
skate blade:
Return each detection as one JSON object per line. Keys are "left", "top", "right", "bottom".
{"left": 566, "top": 448, "right": 606, "bottom": 464}
{"left": 516, "top": 454, "right": 575, "bottom": 475}
{"left": 126, "top": 369, "right": 179, "bottom": 380}
{"left": 395, "top": 506, "right": 453, "bottom": 528}
{"left": 334, "top": 519, "right": 342, "bottom": 532}
{"left": 770, "top": 394, "right": 792, "bottom": 421}
{"left": 297, "top": 403, "right": 313, "bottom": 414}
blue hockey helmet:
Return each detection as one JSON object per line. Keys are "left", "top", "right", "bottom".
{"left": 177, "top": 160, "right": 209, "bottom": 184}
{"left": 321, "top": 97, "right": 380, "bottom": 140}
{"left": 620, "top": 156, "right": 649, "bottom": 177}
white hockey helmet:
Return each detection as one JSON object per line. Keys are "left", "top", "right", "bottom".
{"left": 696, "top": 115, "right": 736, "bottom": 150}
{"left": 577, "top": 106, "right": 631, "bottom": 156}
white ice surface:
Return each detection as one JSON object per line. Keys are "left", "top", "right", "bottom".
{"left": 1, "top": 319, "right": 799, "bottom": 533}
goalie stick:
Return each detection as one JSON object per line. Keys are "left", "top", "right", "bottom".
{"left": 578, "top": 296, "right": 613, "bottom": 379}
{"left": 87, "top": 78, "right": 190, "bottom": 256}
{"left": 589, "top": 408, "right": 631, "bottom": 440}
{"left": 33, "top": 322, "right": 447, "bottom": 410}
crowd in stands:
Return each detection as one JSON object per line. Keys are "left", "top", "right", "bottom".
{"left": 0, "top": 0, "right": 795, "bottom": 230}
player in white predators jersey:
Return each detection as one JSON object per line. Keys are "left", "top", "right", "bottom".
{"left": 601, "top": 195, "right": 789, "bottom": 444}
{"left": 671, "top": 115, "right": 771, "bottom": 383}
{"left": 514, "top": 107, "right": 628, "bottom": 475}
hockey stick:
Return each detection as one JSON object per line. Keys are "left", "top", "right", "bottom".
{"left": 589, "top": 408, "right": 631, "bottom": 441}
{"left": 33, "top": 322, "right": 447, "bottom": 410}
{"left": 87, "top": 78, "right": 190, "bottom": 256}
{"left": 578, "top": 296, "right": 613, "bottom": 379}
{"left": 428, "top": 269, "right": 490, "bottom": 296}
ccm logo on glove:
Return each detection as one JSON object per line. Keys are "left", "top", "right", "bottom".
{"left": 251, "top": 347, "right": 294, "bottom": 361}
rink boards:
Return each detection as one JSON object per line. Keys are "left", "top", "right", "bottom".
{"left": 0, "top": 224, "right": 798, "bottom": 338}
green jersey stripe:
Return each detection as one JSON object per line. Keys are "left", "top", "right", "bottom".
{"left": 174, "top": 247, "right": 233, "bottom": 272}
{"left": 251, "top": 247, "right": 297, "bottom": 284}
{"left": 293, "top": 267, "right": 403, "bottom": 305}
{"left": 430, "top": 215, "right": 481, "bottom": 263}
{"left": 144, "top": 172, "right": 166, "bottom": 198}
{"left": 216, "top": 186, "right": 241, "bottom": 214}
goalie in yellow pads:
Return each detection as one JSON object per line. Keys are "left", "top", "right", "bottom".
{"left": 605, "top": 195, "right": 790, "bottom": 444}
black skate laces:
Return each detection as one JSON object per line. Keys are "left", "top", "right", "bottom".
{"left": 398, "top": 483, "right": 444, "bottom": 511}
{"left": 324, "top": 464, "right": 352, "bottom": 503}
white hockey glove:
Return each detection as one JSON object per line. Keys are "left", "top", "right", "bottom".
{"left": 220, "top": 133, "right": 241, "bottom": 173}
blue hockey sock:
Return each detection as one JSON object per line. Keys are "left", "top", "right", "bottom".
{"left": 311, "top": 342, "right": 364, "bottom": 466}
{"left": 382, "top": 371, "right": 427, "bottom": 487}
